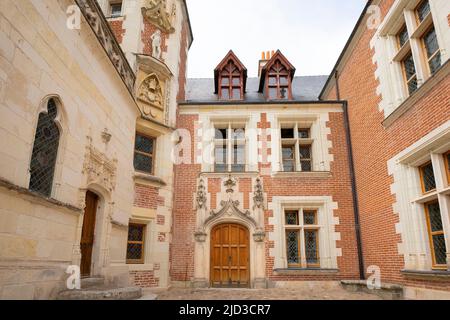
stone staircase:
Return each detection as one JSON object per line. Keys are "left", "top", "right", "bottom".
{"left": 57, "top": 277, "right": 142, "bottom": 300}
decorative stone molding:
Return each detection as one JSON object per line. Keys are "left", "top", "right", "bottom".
{"left": 101, "top": 128, "right": 112, "bottom": 144}
{"left": 142, "top": 0, "right": 176, "bottom": 34}
{"left": 75, "top": 0, "right": 135, "bottom": 94}
{"left": 196, "top": 178, "right": 207, "bottom": 210}
{"left": 82, "top": 139, "right": 118, "bottom": 192}
{"left": 137, "top": 74, "right": 164, "bottom": 116}
{"left": 253, "top": 231, "right": 266, "bottom": 243}
{"left": 194, "top": 231, "right": 207, "bottom": 243}
{"left": 206, "top": 199, "right": 256, "bottom": 227}
{"left": 224, "top": 175, "right": 237, "bottom": 194}
{"left": 253, "top": 177, "right": 264, "bottom": 210}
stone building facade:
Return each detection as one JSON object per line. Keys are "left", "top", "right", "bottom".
{"left": 0, "top": 0, "right": 449, "bottom": 300}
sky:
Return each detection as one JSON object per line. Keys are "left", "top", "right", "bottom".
{"left": 185, "top": 0, "right": 367, "bottom": 78}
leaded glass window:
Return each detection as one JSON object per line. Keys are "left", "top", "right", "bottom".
{"left": 299, "top": 145, "right": 312, "bottom": 172}
{"left": 402, "top": 54, "right": 418, "bottom": 95}
{"left": 134, "top": 133, "right": 155, "bottom": 174}
{"left": 29, "top": 98, "right": 61, "bottom": 197}
{"left": 423, "top": 27, "right": 441, "bottom": 75}
{"left": 419, "top": 162, "right": 436, "bottom": 193}
{"left": 282, "top": 145, "right": 295, "bottom": 172}
{"left": 425, "top": 201, "right": 447, "bottom": 268}
{"left": 305, "top": 230, "right": 319, "bottom": 267}
{"left": 126, "top": 223, "right": 146, "bottom": 264}
{"left": 398, "top": 25, "right": 409, "bottom": 48}
{"left": 416, "top": 0, "right": 430, "bottom": 23}
{"left": 286, "top": 230, "right": 300, "bottom": 266}
{"left": 284, "top": 208, "right": 321, "bottom": 268}
{"left": 280, "top": 123, "right": 314, "bottom": 172}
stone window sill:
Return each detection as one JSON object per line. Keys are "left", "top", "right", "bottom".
{"left": 272, "top": 171, "right": 332, "bottom": 178}
{"left": 274, "top": 268, "right": 338, "bottom": 276}
{"left": 128, "top": 263, "right": 156, "bottom": 272}
{"left": 401, "top": 269, "right": 450, "bottom": 280}
{"left": 134, "top": 172, "right": 166, "bottom": 187}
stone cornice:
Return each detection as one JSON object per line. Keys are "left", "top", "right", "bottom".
{"left": 75, "top": 0, "right": 136, "bottom": 95}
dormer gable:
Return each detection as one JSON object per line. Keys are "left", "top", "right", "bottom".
{"left": 258, "top": 50, "right": 296, "bottom": 101}
{"left": 214, "top": 50, "right": 248, "bottom": 100}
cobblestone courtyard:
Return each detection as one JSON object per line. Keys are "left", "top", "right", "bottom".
{"left": 143, "top": 286, "right": 382, "bottom": 300}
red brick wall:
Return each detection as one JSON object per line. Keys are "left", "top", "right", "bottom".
{"left": 134, "top": 184, "right": 165, "bottom": 209}
{"left": 325, "top": 0, "right": 450, "bottom": 290}
{"left": 171, "top": 114, "right": 200, "bottom": 282}
{"left": 177, "top": 21, "right": 189, "bottom": 102}
{"left": 108, "top": 19, "right": 125, "bottom": 44}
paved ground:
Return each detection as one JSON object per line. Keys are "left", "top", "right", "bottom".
{"left": 143, "top": 287, "right": 382, "bottom": 300}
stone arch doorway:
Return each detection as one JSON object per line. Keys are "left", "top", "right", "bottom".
{"left": 210, "top": 223, "right": 250, "bottom": 288}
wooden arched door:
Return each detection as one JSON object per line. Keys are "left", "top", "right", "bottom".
{"left": 210, "top": 223, "right": 250, "bottom": 288}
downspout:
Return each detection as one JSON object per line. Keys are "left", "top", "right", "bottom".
{"left": 342, "top": 100, "right": 366, "bottom": 281}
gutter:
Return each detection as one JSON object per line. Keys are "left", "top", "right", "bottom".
{"left": 319, "top": 0, "right": 374, "bottom": 100}
{"left": 342, "top": 101, "right": 366, "bottom": 280}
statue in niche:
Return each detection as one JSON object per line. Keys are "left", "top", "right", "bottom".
{"left": 151, "top": 30, "right": 162, "bottom": 60}
{"left": 138, "top": 74, "right": 163, "bottom": 111}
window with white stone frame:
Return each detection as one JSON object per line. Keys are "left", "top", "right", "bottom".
{"left": 388, "top": 123, "right": 450, "bottom": 271}
{"left": 213, "top": 122, "right": 247, "bottom": 173}
{"left": 371, "top": 0, "right": 449, "bottom": 118}
{"left": 280, "top": 124, "right": 313, "bottom": 172}
{"left": 269, "top": 196, "right": 340, "bottom": 270}
{"left": 109, "top": 1, "right": 123, "bottom": 18}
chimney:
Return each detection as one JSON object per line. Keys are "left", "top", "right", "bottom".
{"left": 258, "top": 50, "right": 273, "bottom": 77}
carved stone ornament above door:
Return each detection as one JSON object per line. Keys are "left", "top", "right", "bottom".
{"left": 142, "top": 0, "right": 176, "bottom": 34}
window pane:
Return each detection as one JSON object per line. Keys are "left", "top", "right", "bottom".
{"left": 231, "top": 145, "right": 245, "bottom": 172}
{"left": 111, "top": 3, "right": 122, "bottom": 17}
{"left": 215, "top": 128, "right": 228, "bottom": 140}
{"left": 282, "top": 146, "right": 294, "bottom": 160}
{"left": 407, "top": 76, "right": 418, "bottom": 95}
{"left": 221, "top": 77, "right": 229, "bottom": 85}
{"left": 305, "top": 230, "right": 319, "bottom": 266}
{"left": 424, "top": 28, "right": 439, "bottom": 58}
{"left": 232, "top": 88, "right": 241, "bottom": 99}
{"left": 233, "top": 128, "right": 245, "bottom": 140}
{"left": 426, "top": 202, "right": 443, "bottom": 233}
{"left": 299, "top": 145, "right": 312, "bottom": 159}
{"left": 403, "top": 54, "right": 416, "bottom": 80}
{"left": 428, "top": 53, "right": 442, "bottom": 75}
{"left": 432, "top": 234, "right": 447, "bottom": 265}
{"left": 29, "top": 99, "right": 60, "bottom": 197}
{"left": 301, "top": 160, "right": 312, "bottom": 172}
{"left": 286, "top": 230, "right": 300, "bottom": 265}
{"left": 281, "top": 128, "right": 294, "bottom": 139}
{"left": 268, "top": 76, "right": 277, "bottom": 85}
{"left": 298, "top": 129, "right": 310, "bottom": 139}
{"left": 128, "top": 224, "right": 144, "bottom": 241}
{"left": 126, "top": 243, "right": 143, "bottom": 261}
{"left": 215, "top": 145, "right": 227, "bottom": 172}
{"left": 279, "top": 76, "right": 288, "bottom": 85}
{"left": 135, "top": 134, "right": 153, "bottom": 154}
{"left": 134, "top": 153, "right": 152, "bottom": 173}
{"left": 417, "top": 0, "right": 430, "bottom": 22}
{"left": 303, "top": 211, "right": 316, "bottom": 225}
{"left": 221, "top": 88, "right": 230, "bottom": 99}
{"left": 398, "top": 26, "right": 409, "bottom": 48}
{"left": 446, "top": 152, "right": 450, "bottom": 178}
{"left": 283, "top": 161, "right": 295, "bottom": 172}
{"left": 232, "top": 77, "right": 240, "bottom": 86}
{"left": 285, "top": 211, "right": 299, "bottom": 225}
{"left": 421, "top": 162, "right": 436, "bottom": 192}
{"left": 268, "top": 87, "right": 277, "bottom": 99}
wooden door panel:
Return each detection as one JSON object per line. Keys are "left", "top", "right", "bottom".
{"left": 211, "top": 223, "right": 249, "bottom": 288}
{"left": 80, "top": 191, "right": 98, "bottom": 277}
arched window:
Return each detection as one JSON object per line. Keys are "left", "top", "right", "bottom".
{"left": 219, "top": 60, "right": 243, "bottom": 100}
{"left": 29, "top": 98, "right": 61, "bottom": 197}
{"left": 267, "top": 59, "right": 290, "bottom": 100}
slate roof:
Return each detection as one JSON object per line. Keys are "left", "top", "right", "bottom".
{"left": 184, "top": 76, "right": 328, "bottom": 103}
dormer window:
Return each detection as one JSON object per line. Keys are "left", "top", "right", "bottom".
{"left": 214, "top": 50, "right": 247, "bottom": 101}
{"left": 258, "top": 50, "right": 295, "bottom": 101}
{"left": 268, "top": 60, "right": 290, "bottom": 100}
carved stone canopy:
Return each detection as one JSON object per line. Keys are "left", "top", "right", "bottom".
{"left": 142, "top": 0, "right": 175, "bottom": 34}
{"left": 82, "top": 141, "right": 117, "bottom": 193}
{"left": 205, "top": 199, "right": 257, "bottom": 227}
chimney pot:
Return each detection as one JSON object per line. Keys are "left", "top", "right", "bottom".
{"left": 266, "top": 51, "right": 270, "bottom": 60}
